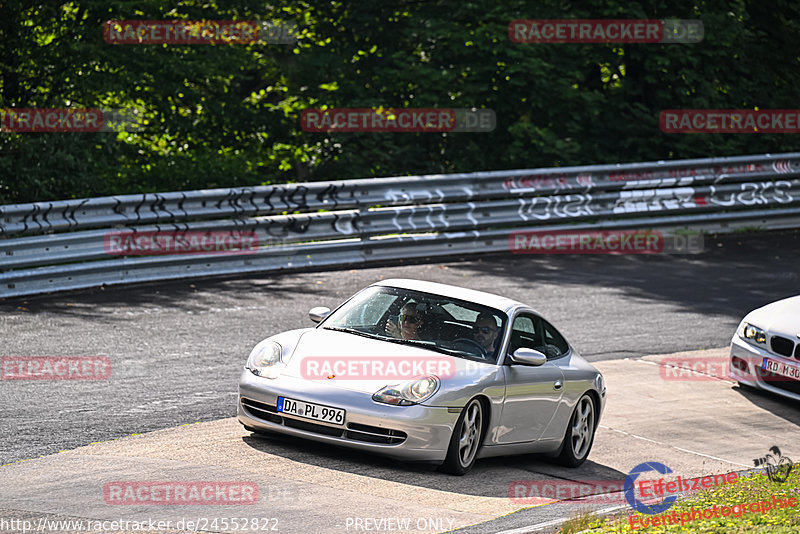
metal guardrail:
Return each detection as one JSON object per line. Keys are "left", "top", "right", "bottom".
{"left": 2, "top": 152, "right": 800, "bottom": 298}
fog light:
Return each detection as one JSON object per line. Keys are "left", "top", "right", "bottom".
{"left": 731, "top": 356, "right": 749, "bottom": 374}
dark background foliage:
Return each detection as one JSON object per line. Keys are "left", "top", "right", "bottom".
{"left": 1, "top": 0, "right": 799, "bottom": 204}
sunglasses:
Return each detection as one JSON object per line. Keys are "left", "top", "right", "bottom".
{"left": 474, "top": 326, "right": 496, "bottom": 334}
{"left": 400, "top": 313, "right": 421, "bottom": 324}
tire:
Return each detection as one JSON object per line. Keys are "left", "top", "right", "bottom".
{"left": 556, "top": 394, "right": 596, "bottom": 467}
{"left": 439, "top": 398, "right": 484, "bottom": 475}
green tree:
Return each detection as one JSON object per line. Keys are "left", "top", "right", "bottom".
{"left": 2, "top": 0, "right": 799, "bottom": 204}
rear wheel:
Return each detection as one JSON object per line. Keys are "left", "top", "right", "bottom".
{"left": 439, "top": 398, "right": 484, "bottom": 475}
{"left": 556, "top": 394, "right": 596, "bottom": 467}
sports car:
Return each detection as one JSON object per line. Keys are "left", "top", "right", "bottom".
{"left": 238, "top": 279, "right": 605, "bottom": 475}
{"left": 729, "top": 295, "right": 800, "bottom": 402}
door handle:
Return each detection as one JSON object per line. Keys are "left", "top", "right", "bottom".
{"left": 553, "top": 380, "right": 563, "bottom": 390}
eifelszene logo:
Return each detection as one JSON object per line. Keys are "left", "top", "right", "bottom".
{"left": 624, "top": 462, "right": 677, "bottom": 514}
{"left": 754, "top": 446, "right": 793, "bottom": 483}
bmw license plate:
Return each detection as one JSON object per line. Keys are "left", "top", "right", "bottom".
{"left": 762, "top": 358, "right": 800, "bottom": 381}
{"left": 277, "top": 396, "right": 345, "bottom": 425}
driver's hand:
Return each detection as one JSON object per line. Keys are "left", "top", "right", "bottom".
{"left": 385, "top": 318, "right": 400, "bottom": 338}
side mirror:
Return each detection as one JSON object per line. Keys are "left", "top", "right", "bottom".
{"left": 309, "top": 306, "right": 331, "bottom": 324}
{"left": 509, "top": 348, "right": 547, "bottom": 367}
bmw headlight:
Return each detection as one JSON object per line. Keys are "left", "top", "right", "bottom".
{"left": 246, "top": 340, "right": 283, "bottom": 378}
{"left": 741, "top": 323, "right": 766, "bottom": 345}
{"left": 373, "top": 375, "right": 440, "bottom": 406}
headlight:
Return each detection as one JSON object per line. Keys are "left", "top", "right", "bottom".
{"left": 372, "top": 375, "right": 439, "bottom": 406}
{"left": 246, "top": 340, "right": 283, "bottom": 378}
{"left": 741, "top": 323, "right": 766, "bottom": 345}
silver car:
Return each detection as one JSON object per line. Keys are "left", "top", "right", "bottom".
{"left": 238, "top": 279, "right": 606, "bottom": 475}
{"left": 730, "top": 295, "right": 800, "bottom": 402}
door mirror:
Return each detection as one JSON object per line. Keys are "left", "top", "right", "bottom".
{"left": 309, "top": 306, "right": 331, "bottom": 324}
{"left": 510, "top": 348, "right": 547, "bottom": 366}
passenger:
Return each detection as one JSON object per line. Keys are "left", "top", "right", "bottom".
{"left": 385, "top": 302, "right": 427, "bottom": 340}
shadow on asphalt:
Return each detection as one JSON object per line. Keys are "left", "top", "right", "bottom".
{"left": 240, "top": 431, "right": 627, "bottom": 499}
{"left": 732, "top": 384, "right": 800, "bottom": 426}
{"left": 2, "top": 229, "right": 798, "bottom": 323}
{"left": 457, "top": 230, "right": 800, "bottom": 320}
{"left": 0, "top": 277, "right": 342, "bottom": 319}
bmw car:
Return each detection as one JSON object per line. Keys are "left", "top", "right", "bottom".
{"left": 238, "top": 279, "right": 606, "bottom": 475}
{"left": 730, "top": 295, "right": 800, "bottom": 402}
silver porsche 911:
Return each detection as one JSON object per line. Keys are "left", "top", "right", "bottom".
{"left": 238, "top": 279, "right": 605, "bottom": 475}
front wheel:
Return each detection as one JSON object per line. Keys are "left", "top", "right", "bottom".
{"left": 556, "top": 394, "right": 596, "bottom": 467}
{"left": 439, "top": 398, "right": 484, "bottom": 475}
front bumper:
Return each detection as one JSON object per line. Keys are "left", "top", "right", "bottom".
{"left": 729, "top": 335, "right": 800, "bottom": 402}
{"left": 237, "top": 369, "right": 460, "bottom": 462}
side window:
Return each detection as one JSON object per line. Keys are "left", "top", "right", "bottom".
{"left": 539, "top": 319, "right": 570, "bottom": 359}
{"left": 508, "top": 314, "right": 542, "bottom": 353}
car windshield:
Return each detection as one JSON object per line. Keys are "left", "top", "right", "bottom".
{"left": 321, "top": 286, "right": 507, "bottom": 363}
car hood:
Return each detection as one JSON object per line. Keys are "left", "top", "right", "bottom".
{"left": 744, "top": 295, "right": 800, "bottom": 335}
{"left": 279, "top": 328, "right": 498, "bottom": 394}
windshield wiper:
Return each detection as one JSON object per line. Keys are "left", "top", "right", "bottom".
{"left": 323, "top": 326, "right": 380, "bottom": 340}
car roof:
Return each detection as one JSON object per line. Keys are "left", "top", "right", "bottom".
{"left": 372, "top": 278, "right": 533, "bottom": 316}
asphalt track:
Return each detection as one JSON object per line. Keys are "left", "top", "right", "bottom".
{"left": 1, "top": 229, "right": 799, "bottom": 533}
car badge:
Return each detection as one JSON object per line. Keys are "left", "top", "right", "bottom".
{"left": 327, "top": 374, "right": 336, "bottom": 379}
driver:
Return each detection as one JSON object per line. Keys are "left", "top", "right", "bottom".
{"left": 473, "top": 313, "right": 500, "bottom": 357}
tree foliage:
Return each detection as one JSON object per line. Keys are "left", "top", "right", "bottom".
{"left": 2, "top": 0, "right": 799, "bottom": 204}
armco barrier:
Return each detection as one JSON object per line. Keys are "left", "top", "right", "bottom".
{"left": 1, "top": 152, "right": 800, "bottom": 297}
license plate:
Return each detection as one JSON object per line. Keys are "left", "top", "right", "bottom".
{"left": 277, "top": 396, "right": 345, "bottom": 425}
{"left": 761, "top": 358, "right": 800, "bottom": 381}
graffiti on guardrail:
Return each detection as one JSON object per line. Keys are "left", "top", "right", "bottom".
{"left": 706, "top": 181, "right": 794, "bottom": 207}
{"left": 517, "top": 193, "right": 595, "bottom": 220}
{"left": 503, "top": 173, "right": 595, "bottom": 192}
{"left": 2, "top": 154, "right": 800, "bottom": 297}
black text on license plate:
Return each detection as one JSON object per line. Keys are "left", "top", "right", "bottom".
{"left": 277, "top": 396, "right": 345, "bottom": 425}
{"left": 762, "top": 358, "right": 800, "bottom": 380}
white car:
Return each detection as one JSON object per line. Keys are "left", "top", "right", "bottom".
{"left": 729, "top": 295, "right": 800, "bottom": 401}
